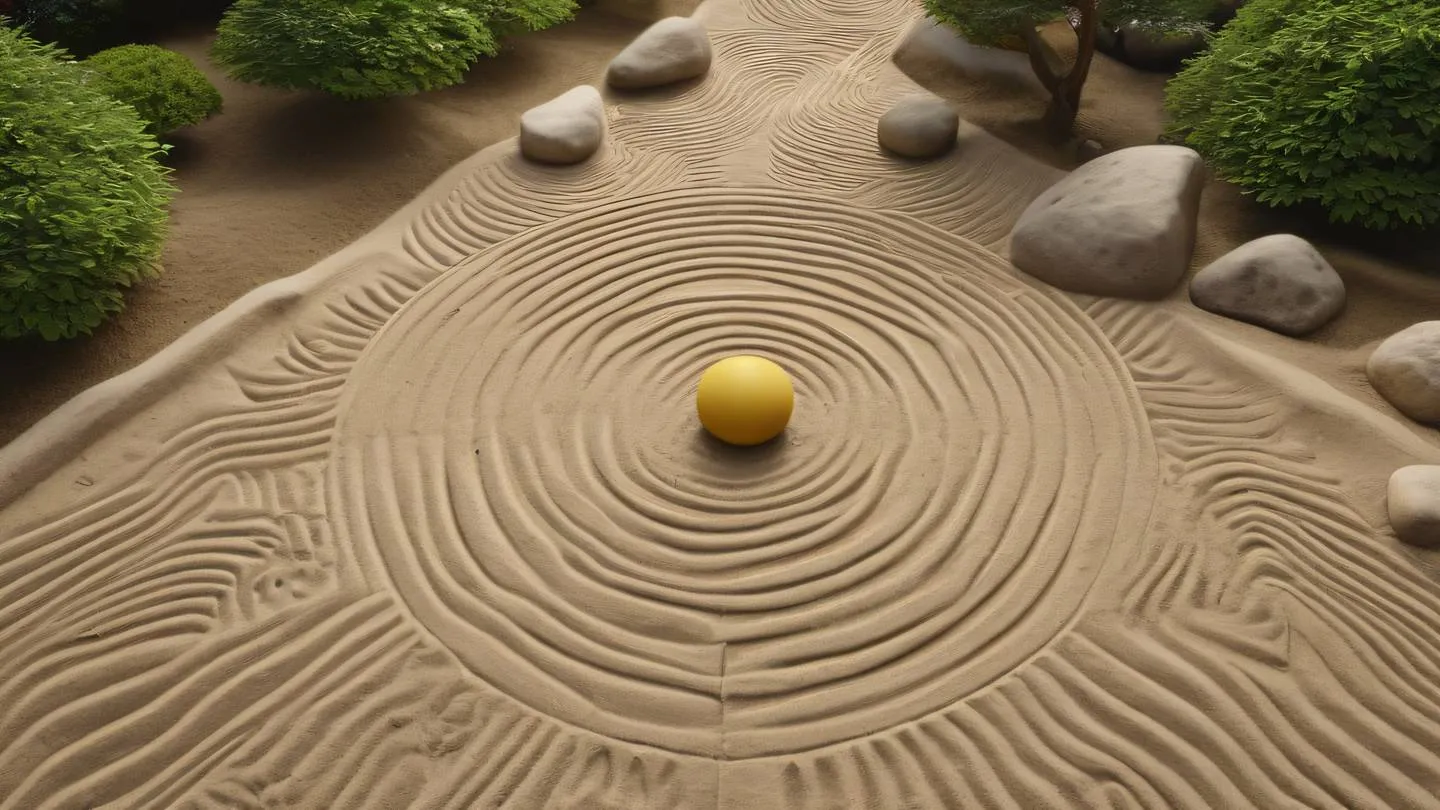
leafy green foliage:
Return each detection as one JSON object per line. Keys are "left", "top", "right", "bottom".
{"left": 8, "top": 0, "right": 127, "bottom": 56}
{"left": 477, "top": 0, "right": 578, "bottom": 37}
{"left": 0, "top": 25, "right": 173, "bottom": 340}
{"left": 1105, "top": 0, "right": 1221, "bottom": 33}
{"left": 1166, "top": 0, "right": 1440, "bottom": 229}
{"left": 84, "top": 45, "right": 223, "bottom": 136}
{"left": 923, "top": 0, "right": 1211, "bottom": 47}
{"left": 924, "top": 0, "right": 1213, "bottom": 133}
{"left": 923, "top": 0, "right": 1066, "bottom": 44}
{"left": 211, "top": 0, "right": 576, "bottom": 99}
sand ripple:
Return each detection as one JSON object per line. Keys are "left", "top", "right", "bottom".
{"left": 8, "top": 0, "right": 1440, "bottom": 803}
{"left": 401, "top": 142, "right": 692, "bottom": 271}
{"left": 333, "top": 187, "right": 1156, "bottom": 758}
{"left": 765, "top": 68, "right": 1062, "bottom": 249}
{"left": 739, "top": 0, "right": 912, "bottom": 45}
{"left": 607, "top": 30, "right": 855, "bottom": 184}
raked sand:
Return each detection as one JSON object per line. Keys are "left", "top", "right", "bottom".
{"left": 2, "top": 0, "right": 1440, "bottom": 806}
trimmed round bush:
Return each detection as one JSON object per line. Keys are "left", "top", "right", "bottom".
{"left": 0, "top": 26, "right": 174, "bottom": 340}
{"left": 10, "top": 0, "right": 128, "bottom": 56}
{"left": 84, "top": 45, "right": 223, "bottom": 136}
{"left": 212, "top": 0, "right": 575, "bottom": 100}
{"left": 211, "top": 0, "right": 575, "bottom": 99}
{"left": 1166, "top": 0, "right": 1440, "bottom": 230}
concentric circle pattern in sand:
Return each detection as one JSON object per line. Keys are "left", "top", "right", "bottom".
{"left": 333, "top": 187, "right": 1157, "bottom": 759}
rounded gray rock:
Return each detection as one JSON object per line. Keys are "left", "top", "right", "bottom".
{"left": 1116, "top": 24, "right": 1207, "bottom": 70}
{"left": 1009, "top": 144, "right": 1206, "bottom": 299}
{"left": 877, "top": 95, "right": 959, "bottom": 159}
{"left": 1189, "top": 234, "right": 1346, "bottom": 336}
{"left": 606, "top": 17, "right": 712, "bottom": 90}
{"left": 520, "top": 85, "right": 605, "bottom": 165}
{"left": 1368, "top": 321, "right": 1440, "bottom": 423}
{"left": 1389, "top": 465, "right": 1440, "bottom": 546}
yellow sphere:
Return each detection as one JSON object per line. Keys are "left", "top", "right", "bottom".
{"left": 696, "top": 355, "right": 794, "bottom": 446}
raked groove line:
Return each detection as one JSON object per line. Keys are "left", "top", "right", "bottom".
{"left": 3, "top": 0, "right": 1440, "bottom": 804}
{"left": 332, "top": 187, "right": 1157, "bottom": 759}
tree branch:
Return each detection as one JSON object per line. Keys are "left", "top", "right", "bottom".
{"left": 1018, "top": 21, "right": 1063, "bottom": 93}
{"left": 1063, "top": 0, "right": 1100, "bottom": 108}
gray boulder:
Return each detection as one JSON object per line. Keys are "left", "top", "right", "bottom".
{"left": 877, "top": 95, "right": 959, "bottom": 159}
{"left": 1389, "top": 465, "right": 1440, "bottom": 546}
{"left": 1368, "top": 321, "right": 1440, "bottom": 423}
{"left": 606, "top": 17, "right": 712, "bottom": 90}
{"left": 893, "top": 19, "right": 1043, "bottom": 92}
{"left": 520, "top": 85, "right": 606, "bottom": 165}
{"left": 1189, "top": 234, "right": 1346, "bottom": 336}
{"left": 1009, "top": 145, "right": 1205, "bottom": 299}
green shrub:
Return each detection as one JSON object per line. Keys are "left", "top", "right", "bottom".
{"left": 478, "top": 0, "right": 578, "bottom": 38}
{"left": 1165, "top": 0, "right": 1440, "bottom": 229}
{"left": 0, "top": 26, "right": 174, "bottom": 340}
{"left": 9, "top": 0, "right": 128, "bottom": 56}
{"left": 924, "top": 0, "right": 1212, "bottom": 133}
{"left": 212, "top": 0, "right": 576, "bottom": 100}
{"left": 84, "top": 45, "right": 223, "bottom": 136}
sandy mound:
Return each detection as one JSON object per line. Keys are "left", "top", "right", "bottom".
{"left": 1, "top": 0, "right": 1439, "bottom": 806}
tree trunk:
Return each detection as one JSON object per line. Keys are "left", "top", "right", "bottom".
{"left": 1062, "top": 0, "right": 1100, "bottom": 130}
{"left": 1044, "top": 92, "right": 1080, "bottom": 134}
{"left": 1019, "top": 0, "right": 1099, "bottom": 139}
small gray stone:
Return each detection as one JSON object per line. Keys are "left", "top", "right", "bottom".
{"left": 1189, "top": 234, "right": 1346, "bottom": 336}
{"left": 877, "top": 95, "right": 959, "bottom": 159}
{"left": 1388, "top": 465, "right": 1440, "bottom": 546}
{"left": 1368, "top": 321, "right": 1440, "bottom": 423}
{"left": 520, "top": 85, "right": 605, "bottom": 165}
{"left": 1009, "top": 144, "right": 1206, "bottom": 299}
{"left": 606, "top": 17, "right": 712, "bottom": 90}
{"left": 1075, "top": 139, "right": 1105, "bottom": 162}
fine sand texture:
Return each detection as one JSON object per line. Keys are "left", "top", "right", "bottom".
{"left": 0, "top": 0, "right": 698, "bottom": 448}
{"left": 3, "top": 0, "right": 1440, "bottom": 806}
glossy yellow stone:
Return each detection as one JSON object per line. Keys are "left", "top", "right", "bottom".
{"left": 696, "top": 355, "right": 794, "bottom": 446}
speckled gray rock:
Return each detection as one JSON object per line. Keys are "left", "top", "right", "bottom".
{"left": 605, "top": 17, "right": 711, "bottom": 90}
{"left": 1389, "top": 465, "right": 1440, "bottom": 546}
{"left": 1189, "top": 234, "right": 1346, "bottom": 336}
{"left": 520, "top": 85, "right": 605, "bottom": 165}
{"left": 1009, "top": 145, "right": 1205, "bottom": 299}
{"left": 1368, "top": 321, "right": 1440, "bottom": 423}
{"left": 877, "top": 95, "right": 959, "bottom": 159}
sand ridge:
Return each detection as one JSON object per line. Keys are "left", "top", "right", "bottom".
{"left": 337, "top": 187, "right": 1156, "bottom": 760}
{"left": 2, "top": 0, "right": 1440, "bottom": 806}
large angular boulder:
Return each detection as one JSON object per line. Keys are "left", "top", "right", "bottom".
{"left": 1189, "top": 234, "right": 1346, "bottom": 336}
{"left": 1009, "top": 145, "right": 1205, "bottom": 299}
{"left": 1389, "top": 465, "right": 1440, "bottom": 546}
{"left": 1368, "top": 321, "right": 1440, "bottom": 423}
{"left": 1100, "top": 24, "right": 1208, "bottom": 71}
{"left": 877, "top": 94, "right": 959, "bottom": 159}
{"left": 606, "top": 17, "right": 712, "bottom": 90}
{"left": 893, "top": 18, "right": 1043, "bottom": 92}
{"left": 519, "top": 85, "right": 605, "bottom": 165}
